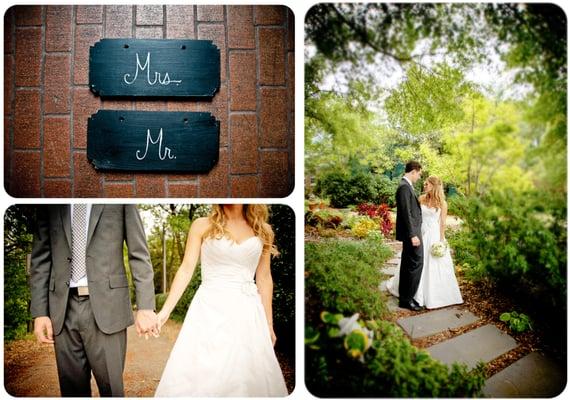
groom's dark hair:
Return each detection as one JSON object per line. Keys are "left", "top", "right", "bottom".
{"left": 405, "top": 160, "right": 422, "bottom": 173}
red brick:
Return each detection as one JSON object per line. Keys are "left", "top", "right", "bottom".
{"left": 136, "top": 5, "right": 163, "bottom": 26}
{"left": 167, "top": 172, "right": 199, "bottom": 182}
{"left": 103, "top": 171, "right": 133, "bottom": 181}
{"left": 104, "top": 182, "right": 135, "bottom": 198}
{"left": 4, "top": 7, "right": 14, "bottom": 54}
{"left": 168, "top": 182, "right": 199, "bottom": 197}
{"left": 200, "top": 147, "right": 229, "bottom": 197}
{"left": 136, "top": 26, "right": 163, "bottom": 39}
{"left": 104, "top": 5, "right": 133, "bottom": 38}
{"left": 14, "top": 89, "right": 40, "bottom": 149}
{"left": 44, "top": 179, "right": 72, "bottom": 197}
{"left": 228, "top": 6, "right": 254, "bottom": 49}
{"left": 76, "top": 5, "right": 102, "bottom": 24}
{"left": 44, "top": 54, "right": 71, "bottom": 114}
{"left": 231, "top": 175, "right": 259, "bottom": 197}
{"left": 230, "top": 114, "right": 257, "bottom": 174}
{"left": 73, "top": 151, "right": 102, "bottom": 197}
{"left": 260, "top": 88, "right": 288, "bottom": 148}
{"left": 46, "top": 6, "right": 72, "bottom": 51}
{"left": 4, "top": 118, "right": 12, "bottom": 186}
{"left": 259, "top": 28, "right": 285, "bottom": 85}
{"left": 135, "top": 175, "right": 166, "bottom": 197}
{"left": 74, "top": 25, "right": 102, "bottom": 84}
{"left": 15, "top": 27, "right": 42, "bottom": 86}
{"left": 197, "top": 5, "right": 224, "bottom": 22}
{"left": 4, "top": 55, "right": 14, "bottom": 115}
{"left": 15, "top": 6, "right": 42, "bottom": 26}
{"left": 72, "top": 87, "right": 100, "bottom": 148}
{"left": 287, "top": 8, "right": 294, "bottom": 51}
{"left": 166, "top": 5, "right": 195, "bottom": 39}
{"left": 135, "top": 100, "right": 167, "bottom": 111}
{"left": 254, "top": 5, "right": 285, "bottom": 25}
{"left": 11, "top": 151, "right": 41, "bottom": 197}
{"left": 44, "top": 116, "right": 71, "bottom": 177}
{"left": 287, "top": 52, "right": 295, "bottom": 112}
{"left": 102, "top": 99, "right": 132, "bottom": 110}
{"left": 166, "top": 101, "right": 199, "bottom": 112}
{"left": 198, "top": 24, "right": 226, "bottom": 81}
{"left": 260, "top": 151, "right": 290, "bottom": 197}
{"left": 229, "top": 51, "right": 256, "bottom": 111}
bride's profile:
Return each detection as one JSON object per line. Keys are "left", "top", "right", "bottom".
{"left": 154, "top": 204, "right": 288, "bottom": 397}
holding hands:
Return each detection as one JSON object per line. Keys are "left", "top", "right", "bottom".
{"left": 135, "top": 309, "right": 161, "bottom": 339}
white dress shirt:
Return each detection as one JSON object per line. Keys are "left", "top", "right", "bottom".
{"left": 69, "top": 204, "right": 91, "bottom": 288}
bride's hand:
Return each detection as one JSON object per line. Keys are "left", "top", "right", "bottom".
{"left": 157, "top": 310, "right": 170, "bottom": 329}
{"left": 269, "top": 326, "right": 277, "bottom": 347}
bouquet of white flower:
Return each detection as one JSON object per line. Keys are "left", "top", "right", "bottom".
{"left": 430, "top": 241, "right": 448, "bottom": 257}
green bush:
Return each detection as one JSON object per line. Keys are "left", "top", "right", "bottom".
{"left": 449, "top": 190, "right": 566, "bottom": 310}
{"left": 373, "top": 175, "right": 399, "bottom": 207}
{"left": 306, "top": 311, "right": 486, "bottom": 397}
{"left": 305, "top": 238, "right": 392, "bottom": 321}
{"left": 316, "top": 171, "right": 379, "bottom": 208}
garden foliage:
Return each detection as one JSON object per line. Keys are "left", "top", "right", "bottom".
{"left": 306, "top": 311, "right": 486, "bottom": 397}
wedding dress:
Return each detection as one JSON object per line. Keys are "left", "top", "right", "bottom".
{"left": 154, "top": 236, "right": 288, "bottom": 397}
{"left": 387, "top": 205, "right": 463, "bottom": 309}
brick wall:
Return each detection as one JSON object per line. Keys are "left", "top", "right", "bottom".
{"left": 4, "top": 5, "right": 295, "bottom": 198}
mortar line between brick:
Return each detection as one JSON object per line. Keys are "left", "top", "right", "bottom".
{"left": 39, "top": 5, "right": 46, "bottom": 197}
{"left": 223, "top": 5, "right": 231, "bottom": 197}
{"left": 254, "top": 22, "right": 261, "bottom": 190}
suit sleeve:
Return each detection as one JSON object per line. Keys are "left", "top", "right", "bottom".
{"left": 124, "top": 205, "right": 156, "bottom": 311}
{"left": 29, "top": 206, "right": 52, "bottom": 318}
{"left": 397, "top": 185, "right": 421, "bottom": 239}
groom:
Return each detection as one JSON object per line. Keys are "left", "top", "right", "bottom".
{"left": 30, "top": 205, "right": 157, "bottom": 397}
{"left": 395, "top": 161, "right": 424, "bottom": 311}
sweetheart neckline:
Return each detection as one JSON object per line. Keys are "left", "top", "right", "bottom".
{"left": 206, "top": 235, "right": 261, "bottom": 246}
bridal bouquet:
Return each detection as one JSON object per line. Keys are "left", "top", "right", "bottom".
{"left": 430, "top": 241, "right": 448, "bottom": 257}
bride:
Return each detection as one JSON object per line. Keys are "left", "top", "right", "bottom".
{"left": 387, "top": 176, "right": 463, "bottom": 309}
{"left": 154, "top": 204, "right": 288, "bottom": 397}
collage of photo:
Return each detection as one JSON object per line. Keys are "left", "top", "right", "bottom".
{"left": 2, "top": 2, "right": 568, "bottom": 399}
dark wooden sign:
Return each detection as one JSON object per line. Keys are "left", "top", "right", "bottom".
{"left": 89, "top": 39, "right": 220, "bottom": 98}
{"left": 87, "top": 110, "right": 219, "bottom": 172}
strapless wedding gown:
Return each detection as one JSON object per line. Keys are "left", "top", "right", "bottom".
{"left": 387, "top": 205, "right": 463, "bottom": 309}
{"left": 154, "top": 236, "right": 288, "bottom": 397}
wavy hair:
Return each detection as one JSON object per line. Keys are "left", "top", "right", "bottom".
{"left": 420, "top": 176, "right": 446, "bottom": 209}
{"left": 205, "top": 205, "right": 279, "bottom": 256}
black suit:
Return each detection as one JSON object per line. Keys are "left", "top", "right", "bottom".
{"left": 395, "top": 178, "right": 423, "bottom": 304}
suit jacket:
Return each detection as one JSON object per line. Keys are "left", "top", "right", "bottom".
{"left": 30, "top": 205, "right": 155, "bottom": 335}
{"left": 395, "top": 178, "right": 422, "bottom": 242}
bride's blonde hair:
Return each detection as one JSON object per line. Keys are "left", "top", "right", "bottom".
{"left": 205, "top": 205, "right": 279, "bottom": 256}
{"left": 420, "top": 176, "right": 446, "bottom": 209}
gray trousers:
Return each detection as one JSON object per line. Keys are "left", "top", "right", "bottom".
{"left": 54, "top": 291, "right": 127, "bottom": 397}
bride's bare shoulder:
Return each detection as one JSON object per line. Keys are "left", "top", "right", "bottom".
{"left": 190, "top": 217, "right": 211, "bottom": 235}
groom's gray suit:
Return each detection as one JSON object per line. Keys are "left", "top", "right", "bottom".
{"left": 30, "top": 205, "right": 155, "bottom": 397}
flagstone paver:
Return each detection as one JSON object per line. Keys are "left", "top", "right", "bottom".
{"left": 397, "top": 307, "right": 479, "bottom": 339}
{"left": 427, "top": 324, "right": 518, "bottom": 369}
{"left": 382, "top": 265, "right": 398, "bottom": 276}
{"left": 386, "top": 258, "right": 401, "bottom": 265}
{"left": 482, "top": 352, "right": 566, "bottom": 398}
{"left": 379, "top": 279, "right": 389, "bottom": 292}
{"left": 386, "top": 296, "right": 407, "bottom": 312}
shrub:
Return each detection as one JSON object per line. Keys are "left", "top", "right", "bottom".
{"left": 316, "top": 171, "right": 379, "bottom": 208}
{"left": 305, "top": 208, "right": 344, "bottom": 229}
{"left": 449, "top": 190, "right": 566, "bottom": 319}
{"left": 373, "top": 175, "right": 399, "bottom": 207}
{"left": 305, "top": 238, "right": 392, "bottom": 321}
{"left": 356, "top": 203, "right": 394, "bottom": 236}
{"left": 306, "top": 311, "right": 486, "bottom": 397}
{"left": 351, "top": 217, "right": 378, "bottom": 238}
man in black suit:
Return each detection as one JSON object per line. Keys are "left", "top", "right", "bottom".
{"left": 395, "top": 161, "right": 424, "bottom": 311}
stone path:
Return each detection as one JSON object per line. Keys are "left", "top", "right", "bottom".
{"left": 379, "top": 241, "right": 566, "bottom": 397}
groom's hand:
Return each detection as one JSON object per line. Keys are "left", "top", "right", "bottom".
{"left": 34, "top": 316, "right": 55, "bottom": 344}
{"left": 411, "top": 236, "right": 420, "bottom": 247}
{"left": 135, "top": 309, "right": 160, "bottom": 339}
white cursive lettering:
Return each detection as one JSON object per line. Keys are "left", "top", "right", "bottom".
{"left": 123, "top": 52, "right": 182, "bottom": 86}
{"left": 135, "top": 128, "right": 177, "bottom": 161}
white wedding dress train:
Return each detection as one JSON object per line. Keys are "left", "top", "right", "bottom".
{"left": 387, "top": 205, "right": 463, "bottom": 309}
{"left": 154, "top": 236, "right": 288, "bottom": 397}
